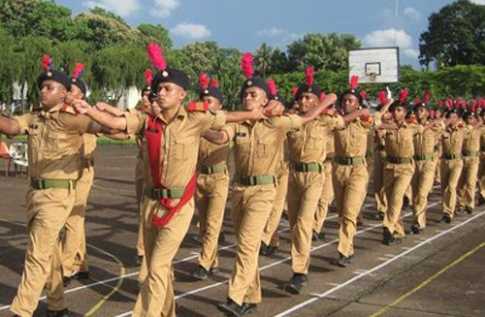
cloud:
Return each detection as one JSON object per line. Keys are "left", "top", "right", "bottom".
{"left": 256, "top": 27, "right": 301, "bottom": 47}
{"left": 403, "top": 7, "right": 421, "bottom": 21}
{"left": 152, "top": 0, "right": 180, "bottom": 17}
{"left": 83, "top": 0, "right": 140, "bottom": 17}
{"left": 257, "top": 27, "right": 287, "bottom": 37}
{"left": 171, "top": 23, "right": 211, "bottom": 39}
{"left": 469, "top": 0, "right": 485, "bottom": 4}
{"left": 363, "top": 28, "right": 419, "bottom": 59}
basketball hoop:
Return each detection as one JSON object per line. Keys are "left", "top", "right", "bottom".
{"left": 368, "top": 72, "right": 378, "bottom": 82}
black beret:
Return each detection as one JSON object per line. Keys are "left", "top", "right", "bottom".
{"left": 240, "top": 76, "right": 269, "bottom": 100}
{"left": 151, "top": 67, "right": 190, "bottom": 92}
{"left": 295, "top": 84, "right": 322, "bottom": 101}
{"left": 71, "top": 78, "right": 87, "bottom": 96}
{"left": 200, "top": 86, "right": 224, "bottom": 104}
{"left": 389, "top": 100, "right": 409, "bottom": 112}
{"left": 37, "top": 70, "right": 71, "bottom": 91}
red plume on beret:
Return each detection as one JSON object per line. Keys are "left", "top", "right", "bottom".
{"left": 445, "top": 98, "right": 453, "bottom": 110}
{"left": 399, "top": 88, "right": 409, "bottom": 104}
{"left": 240, "top": 52, "right": 254, "bottom": 79}
{"left": 71, "top": 63, "right": 85, "bottom": 80}
{"left": 377, "top": 90, "right": 388, "bottom": 105}
{"left": 291, "top": 86, "right": 299, "bottom": 97}
{"left": 359, "top": 90, "right": 368, "bottom": 101}
{"left": 414, "top": 96, "right": 421, "bottom": 105}
{"left": 41, "top": 54, "right": 52, "bottom": 72}
{"left": 305, "top": 66, "right": 314, "bottom": 87}
{"left": 319, "top": 91, "right": 326, "bottom": 102}
{"left": 350, "top": 75, "right": 359, "bottom": 91}
{"left": 144, "top": 69, "right": 153, "bottom": 86}
{"left": 423, "top": 90, "right": 432, "bottom": 105}
{"left": 267, "top": 79, "right": 278, "bottom": 97}
{"left": 210, "top": 78, "right": 219, "bottom": 88}
{"left": 147, "top": 43, "right": 167, "bottom": 71}
{"left": 199, "top": 72, "right": 210, "bottom": 90}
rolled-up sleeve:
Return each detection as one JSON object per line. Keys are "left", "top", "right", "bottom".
{"left": 13, "top": 114, "right": 34, "bottom": 133}
{"left": 124, "top": 110, "right": 146, "bottom": 135}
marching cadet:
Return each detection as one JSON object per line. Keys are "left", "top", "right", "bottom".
{"left": 0, "top": 55, "right": 102, "bottom": 317}
{"left": 333, "top": 78, "right": 393, "bottom": 266}
{"left": 191, "top": 73, "right": 231, "bottom": 280}
{"left": 61, "top": 63, "right": 95, "bottom": 284}
{"left": 433, "top": 101, "right": 447, "bottom": 185}
{"left": 260, "top": 79, "right": 289, "bottom": 257}
{"left": 285, "top": 67, "right": 341, "bottom": 293}
{"left": 72, "top": 44, "right": 266, "bottom": 317}
{"left": 373, "top": 90, "right": 392, "bottom": 221}
{"left": 312, "top": 102, "right": 336, "bottom": 241}
{"left": 479, "top": 100, "right": 485, "bottom": 204}
{"left": 203, "top": 53, "right": 337, "bottom": 316}
{"left": 457, "top": 103, "right": 481, "bottom": 214}
{"left": 440, "top": 104, "right": 465, "bottom": 223}
{"left": 380, "top": 89, "right": 419, "bottom": 245}
{"left": 410, "top": 92, "right": 444, "bottom": 234}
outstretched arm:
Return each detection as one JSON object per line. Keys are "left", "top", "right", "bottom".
{"left": 95, "top": 102, "right": 126, "bottom": 117}
{"left": 73, "top": 100, "right": 128, "bottom": 131}
{"left": 202, "top": 129, "right": 230, "bottom": 145}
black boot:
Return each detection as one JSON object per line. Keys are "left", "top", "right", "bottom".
{"left": 410, "top": 224, "right": 421, "bottom": 234}
{"left": 465, "top": 206, "right": 473, "bottom": 215}
{"left": 218, "top": 298, "right": 256, "bottom": 316}
{"left": 286, "top": 273, "right": 308, "bottom": 294}
{"left": 441, "top": 215, "right": 451, "bottom": 224}
{"left": 382, "top": 227, "right": 400, "bottom": 245}
{"left": 335, "top": 253, "right": 352, "bottom": 268}
{"left": 317, "top": 231, "right": 326, "bottom": 241}
{"left": 191, "top": 265, "right": 209, "bottom": 280}
{"left": 311, "top": 231, "right": 319, "bottom": 241}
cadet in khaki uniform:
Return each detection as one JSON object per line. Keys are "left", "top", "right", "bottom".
{"left": 260, "top": 81, "right": 290, "bottom": 257}
{"left": 312, "top": 106, "right": 336, "bottom": 241}
{"left": 479, "top": 106, "right": 485, "bottom": 203}
{"left": 457, "top": 109, "right": 481, "bottom": 214}
{"left": 205, "top": 53, "right": 337, "bottom": 316}
{"left": 332, "top": 76, "right": 386, "bottom": 267}
{"left": 1, "top": 57, "right": 100, "bottom": 317}
{"left": 191, "top": 74, "right": 231, "bottom": 280}
{"left": 61, "top": 64, "right": 96, "bottom": 283}
{"left": 410, "top": 97, "right": 444, "bottom": 234}
{"left": 381, "top": 90, "right": 419, "bottom": 245}
{"left": 73, "top": 44, "right": 265, "bottom": 317}
{"left": 434, "top": 103, "right": 447, "bottom": 185}
{"left": 440, "top": 106, "right": 465, "bottom": 223}
{"left": 285, "top": 67, "right": 340, "bottom": 293}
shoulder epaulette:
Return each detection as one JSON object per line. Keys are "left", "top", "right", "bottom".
{"left": 187, "top": 101, "right": 209, "bottom": 112}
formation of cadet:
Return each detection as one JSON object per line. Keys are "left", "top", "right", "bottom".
{"left": 1, "top": 44, "right": 485, "bottom": 317}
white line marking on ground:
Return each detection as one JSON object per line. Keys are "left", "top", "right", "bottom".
{"left": 273, "top": 210, "right": 485, "bottom": 317}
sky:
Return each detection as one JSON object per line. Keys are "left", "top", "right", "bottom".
{"left": 56, "top": 0, "right": 485, "bottom": 67}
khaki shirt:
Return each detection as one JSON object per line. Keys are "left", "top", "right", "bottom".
{"left": 441, "top": 124, "right": 465, "bottom": 156}
{"left": 414, "top": 121, "right": 444, "bottom": 157}
{"left": 125, "top": 106, "right": 225, "bottom": 189}
{"left": 14, "top": 109, "right": 94, "bottom": 180}
{"left": 462, "top": 124, "right": 481, "bottom": 153}
{"left": 334, "top": 117, "right": 371, "bottom": 158}
{"left": 287, "top": 114, "right": 340, "bottom": 163}
{"left": 223, "top": 115, "right": 303, "bottom": 179}
{"left": 82, "top": 134, "right": 97, "bottom": 162}
{"left": 198, "top": 137, "right": 231, "bottom": 168}
{"left": 480, "top": 126, "right": 485, "bottom": 152}
{"left": 384, "top": 122, "right": 420, "bottom": 158}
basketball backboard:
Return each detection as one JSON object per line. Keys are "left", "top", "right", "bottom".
{"left": 348, "top": 47, "right": 399, "bottom": 84}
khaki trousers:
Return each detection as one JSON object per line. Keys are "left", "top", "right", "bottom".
{"left": 261, "top": 165, "right": 289, "bottom": 247}
{"left": 383, "top": 162, "right": 415, "bottom": 237}
{"left": 133, "top": 198, "right": 195, "bottom": 317}
{"left": 135, "top": 157, "right": 145, "bottom": 257}
{"left": 373, "top": 152, "right": 387, "bottom": 214}
{"left": 62, "top": 166, "right": 94, "bottom": 277}
{"left": 11, "top": 187, "right": 75, "bottom": 316}
{"left": 287, "top": 170, "right": 324, "bottom": 274}
{"left": 458, "top": 157, "right": 480, "bottom": 209}
{"left": 480, "top": 154, "right": 485, "bottom": 199}
{"left": 333, "top": 164, "right": 369, "bottom": 257}
{"left": 228, "top": 184, "right": 276, "bottom": 305}
{"left": 441, "top": 159, "right": 464, "bottom": 218}
{"left": 412, "top": 159, "right": 438, "bottom": 228}
{"left": 195, "top": 171, "right": 229, "bottom": 270}
{"left": 313, "top": 160, "right": 334, "bottom": 233}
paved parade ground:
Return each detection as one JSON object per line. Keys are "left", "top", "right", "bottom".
{"left": 1, "top": 145, "right": 484, "bottom": 317}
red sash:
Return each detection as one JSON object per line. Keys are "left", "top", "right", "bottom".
{"left": 145, "top": 116, "right": 197, "bottom": 229}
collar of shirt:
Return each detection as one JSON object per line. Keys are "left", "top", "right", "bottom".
{"left": 156, "top": 104, "right": 187, "bottom": 125}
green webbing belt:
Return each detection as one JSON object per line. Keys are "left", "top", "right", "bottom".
{"left": 199, "top": 162, "right": 227, "bottom": 175}
{"left": 292, "top": 162, "right": 323, "bottom": 173}
{"left": 462, "top": 150, "right": 479, "bottom": 158}
{"left": 443, "top": 153, "right": 462, "bottom": 160}
{"left": 239, "top": 175, "right": 276, "bottom": 186}
{"left": 387, "top": 156, "right": 414, "bottom": 164}
{"left": 414, "top": 154, "right": 436, "bottom": 161}
{"left": 334, "top": 156, "right": 365, "bottom": 166}
{"left": 30, "top": 178, "right": 75, "bottom": 190}
{"left": 146, "top": 187, "right": 185, "bottom": 200}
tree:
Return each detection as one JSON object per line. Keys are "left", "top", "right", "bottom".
{"left": 419, "top": 0, "right": 485, "bottom": 68}
{"left": 137, "top": 24, "right": 172, "bottom": 49}
{"left": 286, "top": 33, "right": 361, "bottom": 72}
{"left": 254, "top": 43, "right": 272, "bottom": 77}
{"left": 0, "top": 0, "right": 74, "bottom": 41}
